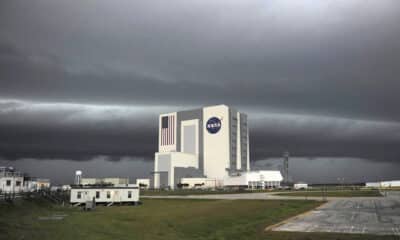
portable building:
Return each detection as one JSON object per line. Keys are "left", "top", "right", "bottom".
{"left": 70, "top": 186, "right": 139, "bottom": 204}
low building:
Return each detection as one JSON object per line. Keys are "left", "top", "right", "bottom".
{"left": 179, "top": 178, "right": 219, "bottom": 189}
{"left": 36, "top": 178, "right": 51, "bottom": 190}
{"left": 294, "top": 182, "right": 308, "bottom": 190}
{"left": 365, "top": 180, "right": 400, "bottom": 188}
{"left": 136, "top": 179, "right": 150, "bottom": 189}
{"left": 70, "top": 185, "right": 139, "bottom": 204}
{"left": 0, "top": 167, "right": 24, "bottom": 193}
{"left": 365, "top": 182, "right": 381, "bottom": 188}
{"left": 23, "top": 177, "right": 38, "bottom": 192}
{"left": 80, "top": 177, "right": 129, "bottom": 186}
{"left": 380, "top": 180, "right": 400, "bottom": 188}
{"left": 223, "top": 171, "right": 283, "bottom": 189}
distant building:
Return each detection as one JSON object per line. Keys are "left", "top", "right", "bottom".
{"left": 294, "top": 182, "right": 308, "bottom": 190}
{"left": 136, "top": 179, "right": 150, "bottom": 189}
{"left": 23, "top": 177, "right": 38, "bottom": 192}
{"left": 380, "top": 180, "right": 400, "bottom": 188}
{"left": 36, "top": 178, "right": 51, "bottom": 190}
{"left": 153, "top": 105, "right": 250, "bottom": 189}
{"left": 366, "top": 180, "right": 400, "bottom": 188}
{"left": 365, "top": 182, "right": 381, "bottom": 188}
{"left": 179, "top": 178, "right": 219, "bottom": 189}
{"left": 0, "top": 167, "right": 24, "bottom": 193}
{"left": 80, "top": 177, "right": 129, "bottom": 186}
{"left": 0, "top": 167, "right": 50, "bottom": 193}
{"left": 223, "top": 171, "right": 283, "bottom": 189}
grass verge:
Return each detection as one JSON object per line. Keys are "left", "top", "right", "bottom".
{"left": 0, "top": 198, "right": 394, "bottom": 240}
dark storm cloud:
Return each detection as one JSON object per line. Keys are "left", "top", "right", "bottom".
{"left": 0, "top": 100, "right": 399, "bottom": 164}
{"left": 250, "top": 113, "right": 400, "bottom": 162}
{"left": 1, "top": 1, "right": 400, "bottom": 120}
{"left": 0, "top": 0, "right": 400, "bottom": 183}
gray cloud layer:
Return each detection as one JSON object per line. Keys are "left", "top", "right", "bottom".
{"left": 1, "top": 0, "right": 400, "bottom": 182}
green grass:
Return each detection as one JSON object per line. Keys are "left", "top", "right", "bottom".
{"left": 276, "top": 190, "right": 382, "bottom": 197}
{"left": 0, "top": 198, "right": 395, "bottom": 240}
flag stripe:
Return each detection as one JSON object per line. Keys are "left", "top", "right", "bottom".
{"left": 161, "top": 115, "right": 175, "bottom": 146}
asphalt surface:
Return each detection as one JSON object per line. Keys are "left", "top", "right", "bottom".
{"left": 273, "top": 191, "right": 400, "bottom": 236}
{"left": 143, "top": 192, "right": 344, "bottom": 201}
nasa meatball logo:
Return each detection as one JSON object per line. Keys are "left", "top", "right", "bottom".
{"left": 206, "top": 117, "right": 221, "bottom": 134}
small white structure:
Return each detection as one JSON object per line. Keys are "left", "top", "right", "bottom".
{"left": 136, "top": 178, "right": 150, "bottom": 189}
{"left": 80, "top": 177, "right": 129, "bottom": 186}
{"left": 70, "top": 186, "right": 139, "bottom": 204}
{"left": 294, "top": 182, "right": 308, "bottom": 190}
{"left": 36, "top": 178, "right": 51, "bottom": 190}
{"left": 23, "top": 178, "right": 38, "bottom": 192}
{"left": 365, "top": 180, "right": 400, "bottom": 188}
{"left": 179, "top": 178, "right": 219, "bottom": 189}
{"left": 223, "top": 171, "right": 283, "bottom": 189}
{"left": 0, "top": 167, "right": 24, "bottom": 193}
{"left": 365, "top": 182, "right": 381, "bottom": 188}
{"left": 380, "top": 180, "right": 400, "bottom": 188}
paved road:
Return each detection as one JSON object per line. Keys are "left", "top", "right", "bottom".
{"left": 273, "top": 191, "right": 400, "bottom": 236}
{"left": 142, "top": 192, "right": 378, "bottom": 201}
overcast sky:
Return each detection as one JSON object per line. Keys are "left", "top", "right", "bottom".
{"left": 1, "top": 0, "right": 399, "bottom": 184}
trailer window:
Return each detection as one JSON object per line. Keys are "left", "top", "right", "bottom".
{"left": 107, "top": 191, "right": 111, "bottom": 199}
{"left": 128, "top": 191, "right": 132, "bottom": 198}
{"left": 6, "top": 180, "right": 11, "bottom": 186}
{"left": 16, "top": 181, "right": 21, "bottom": 186}
{"left": 96, "top": 191, "right": 100, "bottom": 199}
{"left": 77, "top": 192, "right": 81, "bottom": 199}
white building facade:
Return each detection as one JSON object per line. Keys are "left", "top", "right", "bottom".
{"left": 0, "top": 167, "right": 24, "bottom": 193}
{"left": 153, "top": 105, "right": 250, "bottom": 189}
{"left": 223, "top": 171, "right": 283, "bottom": 189}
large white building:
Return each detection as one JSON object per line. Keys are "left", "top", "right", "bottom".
{"left": 153, "top": 104, "right": 251, "bottom": 189}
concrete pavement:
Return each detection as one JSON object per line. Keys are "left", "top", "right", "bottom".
{"left": 273, "top": 191, "right": 400, "bottom": 236}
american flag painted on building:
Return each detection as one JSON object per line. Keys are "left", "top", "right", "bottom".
{"left": 161, "top": 115, "right": 175, "bottom": 146}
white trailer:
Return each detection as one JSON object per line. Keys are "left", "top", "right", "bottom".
{"left": 70, "top": 186, "right": 139, "bottom": 204}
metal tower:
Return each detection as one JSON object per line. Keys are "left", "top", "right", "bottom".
{"left": 283, "top": 151, "right": 289, "bottom": 184}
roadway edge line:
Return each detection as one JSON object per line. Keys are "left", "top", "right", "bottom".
{"left": 264, "top": 200, "right": 330, "bottom": 232}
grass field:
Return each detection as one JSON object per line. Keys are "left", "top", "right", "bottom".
{"left": 0, "top": 198, "right": 396, "bottom": 240}
{"left": 275, "top": 189, "right": 382, "bottom": 197}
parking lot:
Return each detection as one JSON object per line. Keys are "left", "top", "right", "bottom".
{"left": 273, "top": 191, "right": 400, "bottom": 236}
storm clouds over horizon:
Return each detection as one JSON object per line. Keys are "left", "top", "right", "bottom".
{"left": 1, "top": 0, "right": 399, "bottom": 183}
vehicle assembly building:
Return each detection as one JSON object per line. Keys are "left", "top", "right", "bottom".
{"left": 153, "top": 104, "right": 282, "bottom": 189}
